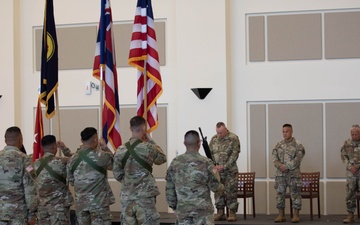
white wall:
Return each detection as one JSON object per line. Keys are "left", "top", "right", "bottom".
{"left": 0, "top": 1, "right": 16, "bottom": 134}
{"left": 229, "top": 0, "right": 360, "bottom": 171}
{"left": 174, "top": 0, "right": 227, "bottom": 156}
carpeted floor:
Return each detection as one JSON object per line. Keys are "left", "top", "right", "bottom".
{"left": 108, "top": 212, "right": 351, "bottom": 225}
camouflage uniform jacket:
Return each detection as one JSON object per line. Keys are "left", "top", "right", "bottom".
{"left": 0, "top": 146, "right": 37, "bottom": 220}
{"left": 209, "top": 131, "right": 240, "bottom": 173}
{"left": 113, "top": 137, "right": 166, "bottom": 201}
{"left": 272, "top": 137, "right": 305, "bottom": 177}
{"left": 67, "top": 147, "right": 115, "bottom": 211}
{"left": 165, "top": 151, "right": 224, "bottom": 219}
{"left": 341, "top": 139, "right": 360, "bottom": 177}
{"left": 33, "top": 152, "right": 73, "bottom": 209}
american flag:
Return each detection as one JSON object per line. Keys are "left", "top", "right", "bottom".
{"left": 128, "top": 0, "right": 163, "bottom": 133}
{"left": 93, "top": 0, "right": 121, "bottom": 151}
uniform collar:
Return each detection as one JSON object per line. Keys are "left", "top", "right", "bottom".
{"left": 43, "top": 152, "right": 55, "bottom": 157}
{"left": 3, "top": 145, "right": 21, "bottom": 151}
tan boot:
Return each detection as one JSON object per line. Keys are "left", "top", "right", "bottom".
{"left": 291, "top": 209, "right": 300, "bottom": 223}
{"left": 214, "top": 209, "right": 226, "bottom": 221}
{"left": 343, "top": 212, "right": 355, "bottom": 223}
{"left": 227, "top": 210, "right": 237, "bottom": 221}
{"left": 274, "top": 209, "right": 286, "bottom": 223}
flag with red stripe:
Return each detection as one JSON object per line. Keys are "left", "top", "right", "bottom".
{"left": 33, "top": 96, "right": 44, "bottom": 162}
{"left": 93, "top": 0, "right": 122, "bottom": 151}
{"left": 128, "top": 0, "right": 163, "bottom": 133}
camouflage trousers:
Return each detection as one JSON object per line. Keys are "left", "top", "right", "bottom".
{"left": 0, "top": 219, "right": 26, "bottom": 225}
{"left": 176, "top": 214, "right": 214, "bottom": 225}
{"left": 121, "top": 197, "right": 160, "bottom": 225}
{"left": 345, "top": 175, "right": 359, "bottom": 213}
{"left": 76, "top": 206, "right": 112, "bottom": 225}
{"left": 215, "top": 171, "right": 238, "bottom": 212}
{"left": 37, "top": 206, "right": 71, "bottom": 225}
{"left": 274, "top": 176, "right": 302, "bottom": 210}
{"left": 0, "top": 213, "right": 26, "bottom": 225}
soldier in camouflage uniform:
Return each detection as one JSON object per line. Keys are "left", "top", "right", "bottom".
{"left": 272, "top": 124, "right": 305, "bottom": 223}
{"left": 166, "top": 130, "right": 224, "bottom": 225}
{"left": 0, "top": 126, "right": 37, "bottom": 225}
{"left": 32, "top": 135, "right": 74, "bottom": 224}
{"left": 341, "top": 124, "right": 360, "bottom": 223}
{"left": 67, "top": 127, "right": 115, "bottom": 225}
{"left": 113, "top": 116, "right": 166, "bottom": 225}
{"left": 209, "top": 122, "right": 240, "bottom": 222}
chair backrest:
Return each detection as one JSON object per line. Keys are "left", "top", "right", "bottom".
{"left": 301, "top": 172, "right": 320, "bottom": 193}
{"left": 237, "top": 172, "right": 255, "bottom": 194}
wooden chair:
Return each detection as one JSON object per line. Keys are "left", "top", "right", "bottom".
{"left": 288, "top": 172, "right": 321, "bottom": 220}
{"left": 237, "top": 172, "right": 256, "bottom": 220}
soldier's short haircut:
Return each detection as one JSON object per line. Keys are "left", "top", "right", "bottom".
{"left": 130, "top": 116, "right": 146, "bottom": 130}
{"left": 184, "top": 130, "right": 200, "bottom": 146}
{"left": 41, "top": 135, "right": 56, "bottom": 147}
{"left": 216, "top": 122, "right": 226, "bottom": 128}
{"left": 283, "top": 123, "right": 293, "bottom": 129}
{"left": 81, "top": 127, "right": 97, "bottom": 141}
{"left": 4, "top": 126, "right": 22, "bottom": 140}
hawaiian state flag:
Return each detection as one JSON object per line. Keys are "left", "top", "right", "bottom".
{"left": 40, "top": 0, "right": 58, "bottom": 119}
{"left": 33, "top": 96, "right": 44, "bottom": 162}
{"left": 128, "top": 0, "right": 163, "bottom": 133}
{"left": 93, "top": 0, "right": 122, "bottom": 152}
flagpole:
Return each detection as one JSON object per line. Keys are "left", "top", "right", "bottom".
{"left": 143, "top": 60, "right": 148, "bottom": 132}
{"left": 99, "top": 64, "right": 104, "bottom": 138}
{"left": 55, "top": 89, "right": 62, "bottom": 157}
{"left": 98, "top": 0, "right": 105, "bottom": 141}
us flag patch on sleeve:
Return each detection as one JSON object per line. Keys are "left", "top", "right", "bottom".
{"left": 26, "top": 165, "right": 34, "bottom": 172}
{"left": 26, "top": 165, "right": 37, "bottom": 179}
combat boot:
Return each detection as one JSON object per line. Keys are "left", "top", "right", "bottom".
{"left": 274, "top": 209, "right": 286, "bottom": 223}
{"left": 227, "top": 210, "right": 237, "bottom": 221}
{"left": 214, "top": 209, "right": 226, "bottom": 221}
{"left": 343, "top": 212, "right": 355, "bottom": 223}
{"left": 291, "top": 209, "right": 300, "bottom": 223}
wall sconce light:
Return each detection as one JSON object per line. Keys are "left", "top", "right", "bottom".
{"left": 191, "top": 88, "right": 212, "bottom": 100}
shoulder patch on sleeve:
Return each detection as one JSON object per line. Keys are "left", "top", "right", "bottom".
{"left": 26, "top": 164, "right": 37, "bottom": 180}
{"left": 26, "top": 164, "right": 34, "bottom": 172}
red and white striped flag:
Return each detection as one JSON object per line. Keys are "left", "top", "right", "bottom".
{"left": 93, "top": 0, "right": 122, "bottom": 151}
{"left": 128, "top": 0, "right": 163, "bottom": 133}
{"left": 33, "top": 96, "right": 44, "bottom": 162}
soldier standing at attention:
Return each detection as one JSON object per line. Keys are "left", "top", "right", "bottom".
{"left": 32, "top": 135, "right": 73, "bottom": 224}
{"left": 341, "top": 124, "right": 360, "bottom": 223}
{"left": 209, "top": 122, "right": 240, "bottom": 222}
{"left": 113, "top": 116, "right": 167, "bottom": 225}
{"left": 67, "top": 127, "right": 115, "bottom": 225}
{"left": 166, "top": 130, "right": 224, "bottom": 225}
{"left": 273, "top": 124, "right": 305, "bottom": 223}
{"left": 0, "top": 126, "right": 37, "bottom": 225}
